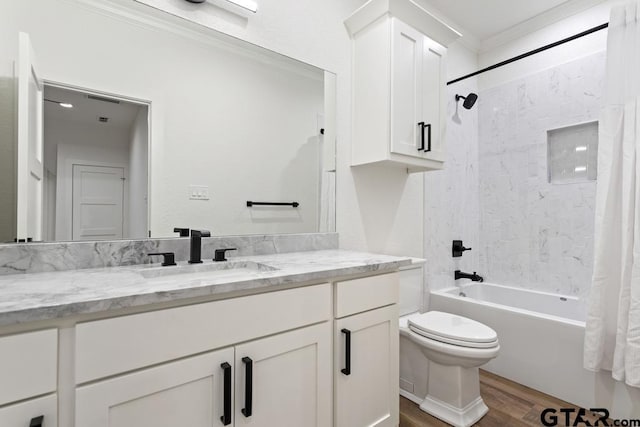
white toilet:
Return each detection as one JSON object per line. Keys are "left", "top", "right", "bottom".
{"left": 399, "top": 311, "right": 500, "bottom": 427}
{"left": 398, "top": 262, "right": 499, "bottom": 427}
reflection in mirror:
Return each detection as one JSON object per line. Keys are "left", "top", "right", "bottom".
{"left": 0, "top": 0, "right": 336, "bottom": 243}
{"left": 43, "top": 86, "right": 149, "bottom": 241}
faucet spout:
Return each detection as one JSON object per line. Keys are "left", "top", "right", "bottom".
{"left": 189, "top": 229, "right": 211, "bottom": 264}
{"left": 454, "top": 270, "right": 484, "bottom": 282}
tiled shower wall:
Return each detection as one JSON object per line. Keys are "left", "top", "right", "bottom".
{"left": 477, "top": 51, "right": 605, "bottom": 298}
{"left": 425, "top": 79, "right": 480, "bottom": 294}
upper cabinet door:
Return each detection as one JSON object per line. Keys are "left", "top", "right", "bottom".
{"left": 16, "top": 32, "right": 44, "bottom": 242}
{"left": 234, "top": 322, "right": 331, "bottom": 427}
{"left": 391, "top": 18, "right": 424, "bottom": 158}
{"left": 420, "top": 36, "right": 447, "bottom": 163}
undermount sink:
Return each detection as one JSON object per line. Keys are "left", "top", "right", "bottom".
{"left": 140, "top": 261, "right": 278, "bottom": 279}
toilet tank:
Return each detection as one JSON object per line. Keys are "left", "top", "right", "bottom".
{"left": 398, "top": 260, "right": 425, "bottom": 316}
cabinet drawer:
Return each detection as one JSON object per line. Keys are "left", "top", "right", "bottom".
{"left": 0, "top": 394, "right": 57, "bottom": 427}
{"left": 76, "top": 283, "right": 331, "bottom": 383}
{"left": 0, "top": 329, "right": 57, "bottom": 406}
{"left": 335, "top": 273, "right": 398, "bottom": 318}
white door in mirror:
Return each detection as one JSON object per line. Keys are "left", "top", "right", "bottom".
{"left": 72, "top": 165, "right": 124, "bottom": 240}
{"left": 16, "top": 32, "right": 44, "bottom": 242}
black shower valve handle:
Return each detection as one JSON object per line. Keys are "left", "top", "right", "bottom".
{"left": 452, "top": 240, "right": 472, "bottom": 257}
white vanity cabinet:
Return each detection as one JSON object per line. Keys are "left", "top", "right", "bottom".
{"left": 0, "top": 267, "right": 404, "bottom": 427}
{"left": 74, "top": 284, "right": 332, "bottom": 427}
{"left": 0, "top": 329, "right": 58, "bottom": 427}
{"left": 77, "top": 322, "right": 331, "bottom": 427}
{"left": 334, "top": 273, "right": 400, "bottom": 427}
{"left": 345, "top": 0, "right": 460, "bottom": 172}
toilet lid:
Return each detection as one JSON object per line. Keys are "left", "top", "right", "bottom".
{"left": 408, "top": 311, "right": 498, "bottom": 347}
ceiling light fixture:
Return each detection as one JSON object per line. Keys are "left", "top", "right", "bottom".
{"left": 44, "top": 98, "right": 73, "bottom": 108}
{"left": 575, "top": 166, "right": 587, "bottom": 172}
{"left": 185, "top": 0, "right": 257, "bottom": 13}
{"left": 575, "top": 146, "right": 588, "bottom": 152}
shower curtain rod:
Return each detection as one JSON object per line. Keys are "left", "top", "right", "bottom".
{"left": 447, "top": 23, "right": 609, "bottom": 85}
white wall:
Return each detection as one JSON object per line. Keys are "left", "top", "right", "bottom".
{"left": 45, "top": 121, "right": 130, "bottom": 241}
{"left": 128, "top": 107, "right": 149, "bottom": 239}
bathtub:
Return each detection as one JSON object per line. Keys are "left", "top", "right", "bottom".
{"left": 429, "top": 283, "right": 638, "bottom": 418}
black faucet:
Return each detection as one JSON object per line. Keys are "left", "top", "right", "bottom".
{"left": 189, "top": 229, "right": 211, "bottom": 264}
{"left": 455, "top": 270, "right": 484, "bottom": 282}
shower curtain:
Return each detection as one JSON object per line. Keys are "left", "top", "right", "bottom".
{"left": 584, "top": 1, "right": 640, "bottom": 387}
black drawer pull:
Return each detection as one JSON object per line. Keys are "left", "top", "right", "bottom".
{"left": 220, "top": 362, "right": 232, "bottom": 425}
{"left": 341, "top": 328, "right": 351, "bottom": 376}
{"left": 241, "top": 357, "right": 253, "bottom": 417}
{"left": 30, "top": 416, "right": 44, "bottom": 427}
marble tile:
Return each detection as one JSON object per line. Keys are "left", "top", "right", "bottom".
{"left": 0, "top": 249, "right": 410, "bottom": 326}
{"left": 426, "top": 52, "right": 604, "bottom": 301}
{"left": 0, "top": 233, "right": 339, "bottom": 276}
{"left": 476, "top": 53, "right": 604, "bottom": 299}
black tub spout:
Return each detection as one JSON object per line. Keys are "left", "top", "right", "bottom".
{"left": 454, "top": 270, "right": 484, "bottom": 282}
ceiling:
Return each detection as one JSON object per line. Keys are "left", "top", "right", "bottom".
{"left": 44, "top": 86, "right": 142, "bottom": 130}
{"left": 422, "top": 0, "right": 595, "bottom": 41}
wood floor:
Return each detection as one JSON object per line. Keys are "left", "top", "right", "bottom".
{"left": 400, "top": 370, "right": 609, "bottom": 427}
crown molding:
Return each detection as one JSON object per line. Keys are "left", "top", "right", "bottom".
{"left": 479, "top": 0, "right": 610, "bottom": 53}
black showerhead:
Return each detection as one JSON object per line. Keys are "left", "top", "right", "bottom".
{"left": 456, "top": 93, "right": 478, "bottom": 109}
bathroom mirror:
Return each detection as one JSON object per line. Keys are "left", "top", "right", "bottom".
{"left": 0, "top": 0, "right": 336, "bottom": 243}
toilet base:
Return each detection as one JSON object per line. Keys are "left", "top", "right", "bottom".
{"left": 420, "top": 395, "right": 488, "bottom": 427}
{"left": 419, "top": 361, "right": 489, "bottom": 427}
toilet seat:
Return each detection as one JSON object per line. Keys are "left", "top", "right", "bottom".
{"left": 407, "top": 311, "right": 498, "bottom": 349}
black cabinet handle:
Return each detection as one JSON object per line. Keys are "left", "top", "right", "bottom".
{"left": 417, "top": 122, "right": 425, "bottom": 151}
{"left": 341, "top": 328, "right": 351, "bottom": 376}
{"left": 417, "top": 122, "right": 432, "bottom": 152}
{"left": 30, "top": 416, "right": 44, "bottom": 427}
{"left": 220, "top": 362, "right": 232, "bottom": 425}
{"left": 241, "top": 357, "right": 253, "bottom": 418}
{"left": 424, "top": 123, "right": 432, "bottom": 152}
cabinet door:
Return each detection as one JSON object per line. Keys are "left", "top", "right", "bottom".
{"left": 391, "top": 18, "right": 424, "bottom": 158}
{"left": 420, "top": 36, "right": 447, "bottom": 163}
{"left": 76, "top": 347, "right": 234, "bottom": 427}
{"left": 335, "top": 305, "right": 399, "bottom": 427}
{"left": 234, "top": 322, "right": 331, "bottom": 427}
{"left": 0, "top": 394, "right": 57, "bottom": 427}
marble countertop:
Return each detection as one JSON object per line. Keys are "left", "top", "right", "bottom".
{"left": 0, "top": 250, "right": 412, "bottom": 327}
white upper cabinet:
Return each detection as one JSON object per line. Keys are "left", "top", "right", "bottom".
{"left": 346, "top": 0, "right": 460, "bottom": 173}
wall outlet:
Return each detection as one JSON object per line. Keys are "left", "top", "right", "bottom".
{"left": 188, "top": 185, "right": 210, "bottom": 201}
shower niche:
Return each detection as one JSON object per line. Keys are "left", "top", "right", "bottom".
{"left": 547, "top": 121, "right": 599, "bottom": 184}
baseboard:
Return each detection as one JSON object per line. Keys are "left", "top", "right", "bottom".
{"left": 399, "top": 388, "right": 424, "bottom": 405}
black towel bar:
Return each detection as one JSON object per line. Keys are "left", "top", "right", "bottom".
{"left": 246, "top": 201, "right": 299, "bottom": 207}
